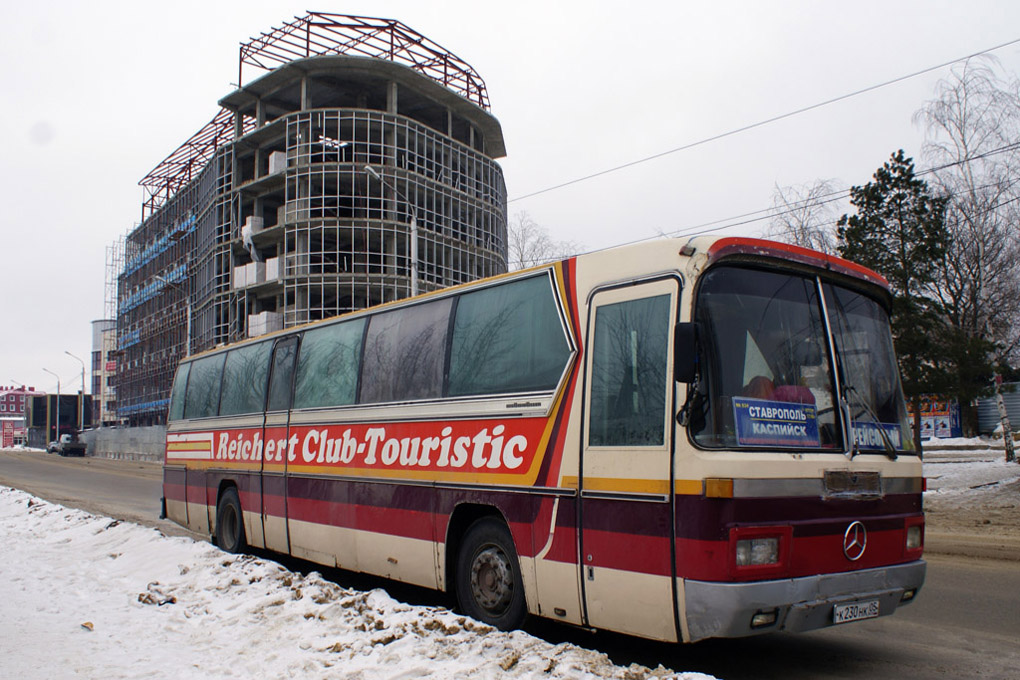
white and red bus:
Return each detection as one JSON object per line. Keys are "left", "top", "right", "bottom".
{"left": 163, "top": 236, "right": 925, "bottom": 642}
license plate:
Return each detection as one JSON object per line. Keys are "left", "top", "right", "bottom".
{"left": 833, "top": 599, "right": 880, "bottom": 624}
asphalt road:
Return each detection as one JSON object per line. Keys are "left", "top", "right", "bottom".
{"left": 2, "top": 449, "right": 1018, "bottom": 679}
{"left": 0, "top": 449, "right": 195, "bottom": 539}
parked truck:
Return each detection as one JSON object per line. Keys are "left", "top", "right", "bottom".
{"left": 47, "top": 433, "right": 86, "bottom": 457}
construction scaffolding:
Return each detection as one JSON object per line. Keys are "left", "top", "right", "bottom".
{"left": 116, "top": 13, "right": 507, "bottom": 426}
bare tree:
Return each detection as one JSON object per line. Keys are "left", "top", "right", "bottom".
{"left": 913, "top": 57, "right": 1020, "bottom": 363}
{"left": 506, "top": 211, "right": 582, "bottom": 270}
{"left": 763, "top": 180, "right": 843, "bottom": 255}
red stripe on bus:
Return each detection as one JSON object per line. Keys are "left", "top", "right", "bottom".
{"left": 675, "top": 529, "right": 918, "bottom": 582}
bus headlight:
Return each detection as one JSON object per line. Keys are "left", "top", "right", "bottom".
{"left": 906, "top": 525, "right": 922, "bottom": 551}
{"left": 736, "top": 537, "right": 780, "bottom": 566}
{"left": 730, "top": 526, "right": 792, "bottom": 577}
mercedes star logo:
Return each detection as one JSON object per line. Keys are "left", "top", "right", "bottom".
{"left": 843, "top": 521, "right": 868, "bottom": 561}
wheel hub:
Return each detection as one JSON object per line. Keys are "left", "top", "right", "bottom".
{"left": 470, "top": 546, "right": 512, "bottom": 612}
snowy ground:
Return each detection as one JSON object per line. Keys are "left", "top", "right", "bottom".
{"left": 1, "top": 438, "right": 1016, "bottom": 680}
{"left": 0, "top": 486, "right": 713, "bottom": 680}
{"left": 922, "top": 437, "right": 1020, "bottom": 538}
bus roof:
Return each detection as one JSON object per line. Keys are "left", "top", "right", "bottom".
{"left": 689, "top": 235, "right": 890, "bottom": 290}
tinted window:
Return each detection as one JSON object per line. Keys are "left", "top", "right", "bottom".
{"left": 825, "top": 285, "right": 913, "bottom": 452}
{"left": 449, "top": 275, "right": 571, "bottom": 396}
{"left": 294, "top": 319, "right": 365, "bottom": 409}
{"left": 184, "top": 353, "right": 225, "bottom": 419}
{"left": 168, "top": 363, "right": 190, "bottom": 421}
{"left": 267, "top": 338, "right": 298, "bottom": 412}
{"left": 219, "top": 342, "right": 271, "bottom": 416}
{"left": 360, "top": 298, "right": 453, "bottom": 403}
{"left": 690, "top": 267, "right": 839, "bottom": 450}
{"left": 589, "top": 294, "right": 670, "bottom": 446}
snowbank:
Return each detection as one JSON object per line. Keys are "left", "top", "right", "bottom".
{"left": 0, "top": 487, "right": 714, "bottom": 680}
{"left": 923, "top": 438, "right": 1020, "bottom": 496}
{"left": 0, "top": 445, "right": 46, "bottom": 453}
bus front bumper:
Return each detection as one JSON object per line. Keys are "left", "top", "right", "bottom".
{"left": 683, "top": 560, "right": 926, "bottom": 642}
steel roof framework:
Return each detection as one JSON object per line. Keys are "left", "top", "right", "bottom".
{"left": 139, "top": 12, "right": 491, "bottom": 219}
{"left": 239, "top": 13, "right": 490, "bottom": 109}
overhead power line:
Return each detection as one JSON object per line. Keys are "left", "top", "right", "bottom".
{"left": 661, "top": 141, "right": 1020, "bottom": 240}
{"left": 545, "top": 141, "right": 1020, "bottom": 260}
{"left": 509, "top": 37, "right": 1020, "bottom": 204}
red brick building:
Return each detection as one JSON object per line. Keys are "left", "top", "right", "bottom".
{"left": 0, "top": 385, "right": 39, "bottom": 446}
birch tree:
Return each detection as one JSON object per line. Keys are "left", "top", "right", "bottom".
{"left": 506, "top": 211, "right": 582, "bottom": 271}
{"left": 764, "top": 179, "right": 842, "bottom": 255}
{"left": 914, "top": 57, "right": 1020, "bottom": 436}
{"left": 914, "top": 57, "right": 1020, "bottom": 361}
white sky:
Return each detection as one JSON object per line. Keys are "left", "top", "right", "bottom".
{"left": 3, "top": 1, "right": 1020, "bottom": 396}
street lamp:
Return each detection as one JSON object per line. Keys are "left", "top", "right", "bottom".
{"left": 365, "top": 165, "right": 419, "bottom": 297}
{"left": 65, "top": 351, "right": 85, "bottom": 431}
{"left": 42, "top": 368, "right": 60, "bottom": 442}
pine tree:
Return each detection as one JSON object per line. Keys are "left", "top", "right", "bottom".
{"left": 837, "top": 150, "right": 951, "bottom": 448}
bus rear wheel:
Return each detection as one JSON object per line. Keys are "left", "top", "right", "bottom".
{"left": 455, "top": 517, "right": 526, "bottom": 630}
{"left": 215, "top": 487, "right": 246, "bottom": 554}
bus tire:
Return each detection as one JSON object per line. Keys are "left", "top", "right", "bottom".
{"left": 455, "top": 517, "right": 526, "bottom": 630}
{"left": 215, "top": 487, "right": 246, "bottom": 554}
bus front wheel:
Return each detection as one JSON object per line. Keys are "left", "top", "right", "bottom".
{"left": 215, "top": 487, "right": 246, "bottom": 554}
{"left": 455, "top": 517, "right": 526, "bottom": 630}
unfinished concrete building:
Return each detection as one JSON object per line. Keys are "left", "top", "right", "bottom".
{"left": 116, "top": 13, "right": 508, "bottom": 426}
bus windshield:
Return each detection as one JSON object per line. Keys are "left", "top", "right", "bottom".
{"left": 824, "top": 283, "right": 915, "bottom": 454}
{"left": 689, "top": 265, "right": 914, "bottom": 454}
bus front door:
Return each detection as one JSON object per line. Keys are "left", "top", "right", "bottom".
{"left": 580, "top": 279, "right": 679, "bottom": 642}
{"left": 261, "top": 336, "right": 298, "bottom": 554}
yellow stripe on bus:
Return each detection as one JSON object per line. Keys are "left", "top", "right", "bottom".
{"left": 562, "top": 477, "right": 704, "bottom": 495}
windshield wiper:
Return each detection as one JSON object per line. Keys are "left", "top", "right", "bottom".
{"left": 846, "top": 383, "right": 898, "bottom": 461}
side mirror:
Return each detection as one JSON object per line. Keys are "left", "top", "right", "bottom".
{"left": 674, "top": 322, "right": 698, "bottom": 383}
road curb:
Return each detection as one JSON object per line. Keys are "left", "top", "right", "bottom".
{"left": 924, "top": 531, "right": 1020, "bottom": 562}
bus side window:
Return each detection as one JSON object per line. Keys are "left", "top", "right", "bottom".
{"left": 184, "top": 353, "right": 226, "bottom": 420}
{"left": 360, "top": 298, "right": 453, "bottom": 404}
{"left": 168, "top": 363, "right": 191, "bottom": 421}
{"left": 589, "top": 294, "right": 671, "bottom": 446}
{"left": 219, "top": 342, "right": 272, "bottom": 416}
{"left": 448, "top": 274, "right": 571, "bottom": 396}
{"left": 267, "top": 338, "right": 299, "bottom": 412}
{"left": 293, "top": 319, "right": 364, "bottom": 409}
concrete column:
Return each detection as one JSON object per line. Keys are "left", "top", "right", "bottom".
{"left": 301, "top": 75, "right": 310, "bottom": 110}
{"left": 296, "top": 230, "right": 310, "bottom": 276}
{"left": 387, "top": 81, "right": 398, "bottom": 114}
{"left": 256, "top": 98, "right": 266, "bottom": 127}
{"left": 385, "top": 232, "right": 398, "bottom": 275}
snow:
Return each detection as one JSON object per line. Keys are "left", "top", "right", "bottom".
{"left": 2, "top": 437, "right": 1015, "bottom": 679}
{"left": 923, "top": 437, "right": 1020, "bottom": 497}
{"left": 0, "top": 486, "right": 714, "bottom": 680}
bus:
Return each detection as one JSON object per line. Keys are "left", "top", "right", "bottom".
{"left": 162, "top": 235, "right": 925, "bottom": 643}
